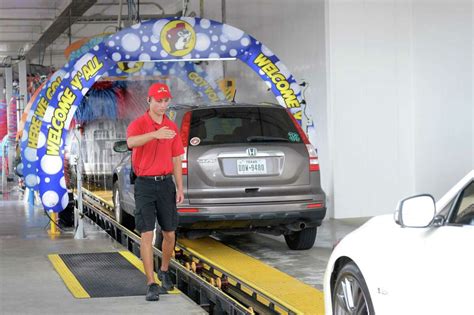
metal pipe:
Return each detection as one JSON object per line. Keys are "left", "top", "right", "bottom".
{"left": 117, "top": 0, "right": 123, "bottom": 30}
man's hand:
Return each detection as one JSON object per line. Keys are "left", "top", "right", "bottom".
{"left": 153, "top": 126, "right": 176, "bottom": 139}
{"left": 176, "top": 188, "right": 184, "bottom": 204}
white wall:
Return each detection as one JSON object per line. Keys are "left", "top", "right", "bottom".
{"left": 327, "top": 0, "right": 473, "bottom": 218}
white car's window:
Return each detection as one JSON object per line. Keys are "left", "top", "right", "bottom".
{"left": 452, "top": 181, "right": 474, "bottom": 225}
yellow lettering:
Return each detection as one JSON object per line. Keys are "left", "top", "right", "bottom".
{"left": 293, "top": 111, "right": 302, "bottom": 121}
{"left": 71, "top": 71, "right": 83, "bottom": 90}
{"left": 35, "top": 97, "right": 48, "bottom": 117}
{"left": 46, "top": 128, "right": 61, "bottom": 155}
{"left": 27, "top": 116, "right": 42, "bottom": 148}
{"left": 52, "top": 117, "right": 64, "bottom": 130}
{"left": 254, "top": 53, "right": 271, "bottom": 67}
{"left": 82, "top": 56, "right": 104, "bottom": 81}
{"left": 46, "top": 76, "right": 61, "bottom": 100}
{"left": 262, "top": 63, "right": 279, "bottom": 77}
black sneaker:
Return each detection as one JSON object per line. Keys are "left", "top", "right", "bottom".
{"left": 158, "top": 270, "right": 174, "bottom": 291}
{"left": 145, "top": 283, "right": 160, "bottom": 301}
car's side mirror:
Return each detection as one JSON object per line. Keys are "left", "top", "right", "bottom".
{"left": 394, "top": 194, "right": 436, "bottom": 228}
{"left": 113, "top": 140, "right": 129, "bottom": 153}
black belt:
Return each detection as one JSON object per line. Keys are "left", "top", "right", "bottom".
{"left": 139, "top": 174, "right": 172, "bottom": 181}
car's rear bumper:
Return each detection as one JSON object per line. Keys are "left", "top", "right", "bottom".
{"left": 177, "top": 202, "right": 326, "bottom": 230}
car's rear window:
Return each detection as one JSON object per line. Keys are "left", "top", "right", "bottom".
{"left": 188, "top": 106, "right": 303, "bottom": 145}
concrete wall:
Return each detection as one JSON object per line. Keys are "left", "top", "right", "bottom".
{"left": 327, "top": 0, "right": 473, "bottom": 217}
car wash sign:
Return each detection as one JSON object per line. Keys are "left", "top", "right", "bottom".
{"left": 21, "top": 17, "right": 305, "bottom": 213}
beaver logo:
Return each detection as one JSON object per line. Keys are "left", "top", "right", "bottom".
{"left": 160, "top": 20, "right": 196, "bottom": 57}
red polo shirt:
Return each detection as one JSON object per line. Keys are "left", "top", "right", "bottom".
{"left": 126, "top": 111, "right": 184, "bottom": 176}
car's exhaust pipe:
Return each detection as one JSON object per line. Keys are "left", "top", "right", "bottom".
{"left": 286, "top": 221, "right": 306, "bottom": 232}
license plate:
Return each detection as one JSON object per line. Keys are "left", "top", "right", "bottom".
{"left": 237, "top": 159, "right": 267, "bottom": 175}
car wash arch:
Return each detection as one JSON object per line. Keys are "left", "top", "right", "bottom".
{"left": 20, "top": 17, "right": 307, "bottom": 213}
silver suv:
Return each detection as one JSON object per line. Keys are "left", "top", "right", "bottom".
{"left": 113, "top": 103, "right": 326, "bottom": 250}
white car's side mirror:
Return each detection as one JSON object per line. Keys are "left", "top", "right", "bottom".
{"left": 395, "top": 194, "right": 436, "bottom": 228}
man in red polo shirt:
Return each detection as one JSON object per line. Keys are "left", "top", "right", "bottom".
{"left": 126, "top": 82, "right": 184, "bottom": 301}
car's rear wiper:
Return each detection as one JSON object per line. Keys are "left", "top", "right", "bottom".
{"left": 246, "top": 136, "right": 290, "bottom": 142}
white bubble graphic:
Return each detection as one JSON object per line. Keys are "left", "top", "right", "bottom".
{"left": 219, "top": 35, "right": 228, "bottom": 43}
{"left": 131, "top": 22, "right": 141, "bottom": 29}
{"left": 142, "top": 35, "right": 149, "bottom": 42}
{"left": 220, "top": 45, "right": 226, "bottom": 51}
{"left": 200, "top": 19, "right": 211, "bottom": 29}
{"left": 64, "top": 73, "right": 70, "bottom": 79}
{"left": 240, "top": 37, "right": 250, "bottom": 47}
{"left": 27, "top": 164, "right": 31, "bottom": 168}
{"left": 125, "top": 54, "right": 130, "bottom": 59}
{"left": 195, "top": 33, "right": 211, "bottom": 51}
{"left": 290, "top": 82, "right": 301, "bottom": 94}
{"left": 261, "top": 45, "right": 274, "bottom": 57}
{"left": 37, "top": 132, "right": 46, "bottom": 148}
{"left": 139, "top": 53, "right": 151, "bottom": 61}
{"left": 108, "top": 40, "right": 115, "bottom": 47}
{"left": 209, "top": 52, "right": 220, "bottom": 59}
{"left": 143, "top": 61, "right": 155, "bottom": 70}
{"left": 93, "top": 45, "right": 100, "bottom": 51}
{"left": 211, "top": 35, "right": 218, "bottom": 42}
{"left": 222, "top": 24, "right": 244, "bottom": 41}
{"left": 45, "top": 177, "right": 50, "bottom": 183}
{"left": 43, "top": 106, "right": 54, "bottom": 122}
{"left": 60, "top": 176, "right": 66, "bottom": 189}
{"left": 169, "top": 68, "right": 176, "bottom": 75}
{"left": 42, "top": 190, "right": 59, "bottom": 207}
{"left": 112, "top": 52, "right": 122, "bottom": 61}
{"left": 21, "top": 131, "right": 28, "bottom": 142}
{"left": 151, "top": 46, "right": 157, "bottom": 52}
{"left": 160, "top": 50, "right": 168, "bottom": 58}
{"left": 16, "top": 163, "right": 23, "bottom": 176}
{"left": 181, "top": 17, "right": 195, "bottom": 27}
{"left": 40, "top": 155, "right": 63, "bottom": 175}
{"left": 229, "top": 49, "right": 237, "bottom": 57}
{"left": 265, "top": 81, "right": 272, "bottom": 88}
{"left": 151, "top": 35, "right": 159, "bottom": 44}
{"left": 121, "top": 33, "right": 141, "bottom": 52}
{"left": 259, "top": 69, "right": 265, "bottom": 76}
{"left": 25, "top": 174, "right": 37, "bottom": 187}
{"left": 61, "top": 192, "right": 69, "bottom": 209}
{"left": 275, "top": 61, "right": 290, "bottom": 78}
{"left": 24, "top": 147, "right": 36, "bottom": 162}
{"left": 152, "top": 20, "right": 168, "bottom": 37}
{"left": 81, "top": 88, "right": 88, "bottom": 95}
{"left": 276, "top": 95, "right": 285, "bottom": 106}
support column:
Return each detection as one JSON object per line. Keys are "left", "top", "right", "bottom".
{"left": 18, "top": 60, "right": 28, "bottom": 127}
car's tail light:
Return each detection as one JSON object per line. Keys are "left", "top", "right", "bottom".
{"left": 180, "top": 111, "right": 192, "bottom": 175}
{"left": 307, "top": 203, "right": 324, "bottom": 209}
{"left": 287, "top": 110, "right": 320, "bottom": 172}
{"left": 178, "top": 208, "right": 199, "bottom": 213}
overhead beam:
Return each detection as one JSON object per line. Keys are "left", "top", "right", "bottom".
{"left": 26, "top": 0, "right": 98, "bottom": 60}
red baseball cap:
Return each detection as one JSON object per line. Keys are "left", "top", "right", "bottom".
{"left": 148, "top": 82, "right": 172, "bottom": 100}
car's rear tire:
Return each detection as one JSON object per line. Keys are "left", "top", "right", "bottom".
{"left": 332, "top": 262, "right": 374, "bottom": 315}
{"left": 284, "top": 227, "right": 317, "bottom": 250}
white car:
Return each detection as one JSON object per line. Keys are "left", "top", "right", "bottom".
{"left": 324, "top": 170, "right": 474, "bottom": 315}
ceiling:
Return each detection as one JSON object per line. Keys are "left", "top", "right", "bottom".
{"left": 0, "top": 0, "right": 184, "bottom": 67}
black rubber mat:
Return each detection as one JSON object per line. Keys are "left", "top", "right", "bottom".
{"left": 59, "top": 252, "right": 147, "bottom": 298}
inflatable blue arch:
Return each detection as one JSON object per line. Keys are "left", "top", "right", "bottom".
{"left": 20, "top": 17, "right": 305, "bottom": 212}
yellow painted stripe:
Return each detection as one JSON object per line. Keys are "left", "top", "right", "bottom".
{"left": 118, "top": 251, "right": 180, "bottom": 294}
{"left": 48, "top": 254, "right": 90, "bottom": 299}
{"left": 178, "top": 238, "right": 324, "bottom": 315}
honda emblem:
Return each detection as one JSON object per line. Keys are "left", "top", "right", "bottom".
{"left": 246, "top": 148, "right": 257, "bottom": 156}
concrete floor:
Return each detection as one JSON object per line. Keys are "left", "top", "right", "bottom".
{"left": 0, "top": 184, "right": 367, "bottom": 313}
{"left": 0, "top": 188, "right": 205, "bottom": 315}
